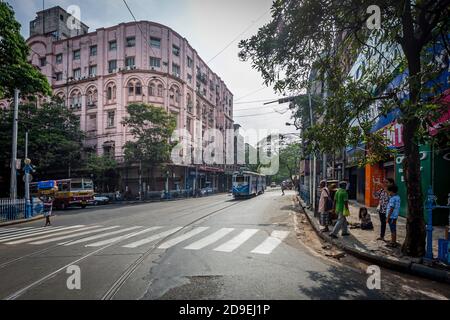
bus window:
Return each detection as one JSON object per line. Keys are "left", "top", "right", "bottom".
{"left": 57, "top": 181, "right": 70, "bottom": 192}
{"left": 83, "top": 180, "right": 93, "bottom": 190}
{"left": 70, "top": 181, "right": 83, "bottom": 191}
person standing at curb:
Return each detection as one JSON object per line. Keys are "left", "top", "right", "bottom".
{"left": 374, "top": 178, "right": 395, "bottom": 241}
{"left": 386, "top": 184, "right": 401, "bottom": 248}
{"left": 318, "top": 180, "right": 332, "bottom": 232}
{"left": 330, "top": 181, "right": 350, "bottom": 239}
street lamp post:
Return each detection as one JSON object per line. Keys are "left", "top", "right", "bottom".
{"left": 10, "top": 89, "right": 20, "bottom": 201}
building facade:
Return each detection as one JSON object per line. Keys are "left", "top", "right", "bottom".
{"left": 23, "top": 7, "right": 235, "bottom": 195}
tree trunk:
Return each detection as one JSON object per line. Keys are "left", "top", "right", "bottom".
{"left": 400, "top": 22, "right": 426, "bottom": 256}
{"left": 401, "top": 118, "right": 426, "bottom": 257}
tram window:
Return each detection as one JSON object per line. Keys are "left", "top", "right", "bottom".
{"left": 235, "top": 176, "right": 245, "bottom": 183}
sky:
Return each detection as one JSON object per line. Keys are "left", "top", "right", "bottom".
{"left": 8, "top": 0, "right": 295, "bottom": 137}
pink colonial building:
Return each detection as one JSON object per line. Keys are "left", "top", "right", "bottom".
{"left": 24, "top": 6, "right": 236, "bottom": 195}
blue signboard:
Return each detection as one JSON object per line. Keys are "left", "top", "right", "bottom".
{"left": 37, "top": 180, "right": 56, "bottom": 190}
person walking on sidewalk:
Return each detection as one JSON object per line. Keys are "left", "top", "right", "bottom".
{"left": 281, "top": 181, "right": 286, "bottom": 196}
{"left": 374, "top": 178, "right": 395, "bottom": 241}
{"left": 386, "top": 185, "right": 401, "bottom": 248}
{"left": 318, "top": 180, "right": 332, "bottom": 232}
{"left": 330, "top": 181, "right": 350, "bottom": 239}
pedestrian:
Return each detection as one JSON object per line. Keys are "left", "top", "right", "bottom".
{"left": 281, "top": 181, "right": 286, "bottom": 196}
{"left": 330, "top": 181, "right": 350, "bottom": 239}
{"left": 318, "top": 180, "right": 333, "bottom": 232}
{"left": 359, "top": 207, "right": 374, "bottom": 230}
{"left": 374, "top": 178, "right": 395, "bottom": 241}
{"left": 386, "top": 184, "right": 401, "bottom": 248}
{"left": 41, "top": 195, "right": 54, "bottom": 227}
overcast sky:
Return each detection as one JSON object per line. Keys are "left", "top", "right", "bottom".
{"left": 8, "top": 0, "right": 295, "bottom": 137}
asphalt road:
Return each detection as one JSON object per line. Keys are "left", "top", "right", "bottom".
{"left": 0, "top": 189, "right": 449, "bottom": 300}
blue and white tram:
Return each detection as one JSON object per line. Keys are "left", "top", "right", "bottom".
{"left": 232, "top": 171, "right": 266, "bottom": 198}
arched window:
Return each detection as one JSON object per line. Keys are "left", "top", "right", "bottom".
{"left": 127, "top": 79, "right": 142, "bottom": 96}
{"left": 86, "top": 86, "right": 98, "bottom": 108}
{"left": 175, "top": 89, "right": 180, "bottom": 103}
{"left": 187, "top": 93, "right": 193, "bottom": 113}
{"left": 149, "top": 82, "right": 156, "bottom": 96}
{"left": 69, "top": 89, "right": 82, "bottom": 110}
{"left": 157, "top": 84, "right": 163, "bottom": 97}
{"left": 106, "top": 82, "right": 116, "bottom": 101}
{"left": 55, "top": 92, "right": 66, "bottom": 106}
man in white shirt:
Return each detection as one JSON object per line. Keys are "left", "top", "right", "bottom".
{"left": 318, "top": 180, "right": 332, "bottom": 232}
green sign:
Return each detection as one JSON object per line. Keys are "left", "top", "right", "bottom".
{"left": 395, "top": 144, "right": 432, "bottom": 220}
{"left": 395, "top": 144, "right": 450, "bottom": 225}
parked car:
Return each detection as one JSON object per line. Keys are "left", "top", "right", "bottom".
{"left": 270, "top": 182, "right": 277, "bottom": 188}
{"left": 93, "top": 194, "right": 110, "bottom": 205}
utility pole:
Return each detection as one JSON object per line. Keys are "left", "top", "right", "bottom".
{"left": 308, "top": 88, "right": 317, "bottom": 213}
{"left": 10, "top": 89, "right": 20, "bottom": 201}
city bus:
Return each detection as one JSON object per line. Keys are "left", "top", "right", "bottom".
{"left": 30, "top": 178, "right": 95, "bottom": 210}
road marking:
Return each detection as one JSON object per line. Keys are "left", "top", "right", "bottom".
{"left": 213, "top": 229, "right": 259, "bottom": 252}
{"left": 184, "top": 228, "right": 235, "bottom": 250}
{"left": 0, "top": 227, "right": 66, "bottom": 240}
{"left": 0, "top": 227, "right": 29, "bottom": 234}
{"left": 0, "top": 225, "right": 84, "bottom": 243}
{"left": 85, "top": 227, "right": 163, "bottom": 247}
{"left": 250, "top": 230, "right": 289, "bottom": 255}
{"left": 158, "top": 227, "right": 210, "bottom": 249}
{"left": 63, "top": 226, "right": 142, "bottom": 246}
{"left": 5, "top": 226, "right": 98, "bottom": 245}
{"left": 123, "top": 227, "right": 183, "bottom": 248}
{"left": 30, "top": 226, "right": 120, "bottom": 245}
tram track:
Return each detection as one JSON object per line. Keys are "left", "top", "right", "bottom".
{"left": 2, "top": 198, "right": 245, "bottom": 300}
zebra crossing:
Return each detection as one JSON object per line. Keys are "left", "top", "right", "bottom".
{"left": 0, "top": 224, "right": 290, "bottom": 255}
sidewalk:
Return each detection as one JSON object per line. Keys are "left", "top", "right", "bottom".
{"left": 296, "top": 195, "right": 450, "bottom": 284}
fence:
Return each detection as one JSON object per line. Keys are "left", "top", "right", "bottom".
{"left": 0, "top": 198, "right": 43, "bottom": 223}
{"left": 99, "top": 188, "right": 220, "bottom": 203}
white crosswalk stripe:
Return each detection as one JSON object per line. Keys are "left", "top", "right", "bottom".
{"left": 0, "top": 225, "right": 84, "bottom": 243}
{"left": 214, "top": 229, "right": 259, "bottom": 253}
{"left": 184, "top": 228, "right": 235, "bottom": 250}
{"left": 85, "top": 226, "right": 163, "bottom": 247}
{"left": 5, "top": 226, "right": 99, "bottom": 245}
{"left": 30, "top": 226, "right": 120, "bottom": 245}
{"left": 123, "top": 227, "right": 183, "bottom": 248}
{"left": 250, "top": 230, "right": 290, "bottom": 255}
{"left": 0, "top": 223, "right": 290, "bottom": 255}
{"left": 0, "top": 227, "right": 28, "bottom": 234}
{"left": 63, "top": 226, "right": 142, "bottom": 246}
{"left": 158, "top": 227, "right": 210, "bottom": 249}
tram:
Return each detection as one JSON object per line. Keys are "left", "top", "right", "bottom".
{"left": 232, "top": 171, "right": 266, "bottom": 198}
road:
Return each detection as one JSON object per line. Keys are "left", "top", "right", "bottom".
{"left": 0, "top": 189, "right": 449, "bottom": 300}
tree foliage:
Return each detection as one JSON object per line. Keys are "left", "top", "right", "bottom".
{"left": 122, "top": 104, "right": 177, "bottom": 167}
{"left": 239, "top": 0, "right": 450, "bottom": 257}
{"left": 0, "top": 2, "right": 51, "bottom": 98}
{"left": 85, "top": 154, "right": 117, "bottom": 192}
{"left": 0, "top": 98, "right": 85, "bottom": 186}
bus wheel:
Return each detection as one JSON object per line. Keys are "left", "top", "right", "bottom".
{"left": 81, "top": 204, "right": 87, "bottom": 209}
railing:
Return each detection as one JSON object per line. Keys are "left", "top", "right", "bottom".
{"left": 0, "top": 198, "right": 44, "bottom": 223}
{"left": 0, "top": 199, "right": 26, "bottom": 223}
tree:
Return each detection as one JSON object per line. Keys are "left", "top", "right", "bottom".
{"left": 0, "top": 98, "right": 85, "bottom": 193}
{"left": 273, "top": 142, "right": 301, "bottom": 184}
{"left": 239, "top": 0, "right": 450, "bottom": 257}
{"left": 122, "top": 104, "right": 177, "bottom": 194}
{"left": 0, "top": 2, "right": 51, "bottom": 98}
{"left": 85, "top": 154, "right": 117, "bottom": 193}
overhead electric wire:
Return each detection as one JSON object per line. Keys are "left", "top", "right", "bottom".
{"left": 206, "top": 9, "right": 270, "bottom": 64}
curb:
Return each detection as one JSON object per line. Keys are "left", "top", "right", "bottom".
{"left": 295, "top": 196, "right": 450, "bottom": 285}
{"left": 0, "top": 214, "right": 44, "bottom": 227}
